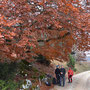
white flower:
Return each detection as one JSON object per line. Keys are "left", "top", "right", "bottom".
{"left": 20, "top": 79, "right": 32, "bottom": 90}
{"left": 25, "top": 74, "right": 27, "bottom": 76}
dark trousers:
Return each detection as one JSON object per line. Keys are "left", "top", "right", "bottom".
{"left": 68, "top": 75, "right": 72, "bottom": 83}
{"left": 60, "top": 76, "right": 65, "bottom": 86}
{"left": 56, "top": 74, "right": 60, "bottom": 84}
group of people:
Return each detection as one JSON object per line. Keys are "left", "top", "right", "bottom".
{"left": 55, "top": 65, "right": 73, "bottom": 87}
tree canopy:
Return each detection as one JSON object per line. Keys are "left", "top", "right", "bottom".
{"left": 0, "top": 0, "right": 89, "bottom": 62}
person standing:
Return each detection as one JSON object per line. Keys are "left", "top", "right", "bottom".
{"left": 55, "top": 65, "right": 60, "bottom": 84}
{"left": 59, "top": 65, "right": 66, "bottom": 87}
{"left": 68, "top": 67, "right": 73, "bottom": 83}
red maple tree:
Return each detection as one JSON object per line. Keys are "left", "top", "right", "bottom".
{"left": 0, "top": 0, "right": 89, "bottom": 62}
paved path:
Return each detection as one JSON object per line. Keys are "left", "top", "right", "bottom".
{"left": 50, "top": 71, "right": 90, "bottom": 90}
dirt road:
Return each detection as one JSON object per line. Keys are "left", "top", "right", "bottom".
{"left": 50, "top": 71, "right": 90, "bottom": 90}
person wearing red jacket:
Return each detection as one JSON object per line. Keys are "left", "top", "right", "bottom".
{"left": 68, "top": 67, "right": 73, "bottom": 83}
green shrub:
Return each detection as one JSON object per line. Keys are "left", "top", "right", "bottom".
{"left": 73, "top": 68, "right": 77, "bottom": 72}
{"left": 0, "top": 80, "right": 18, "bottom": 90}
{"left": 0, "top": 62, "right": 18, "bottom": 80}
{"left": 32, "top": 67, "right": 38, "bottom": 73}
{"left": 39, "top": 74, "right": 45, "bottom": 80}
{"left": 67, "top": 54, "right": 75, "bottom": 70}
{"left": 31, "top": 75, "right": 37, "bottom": 79}
{"left": 18, "top": 60, "right": 32, "bottom": 77}
{"left": 19, "top": 60, "right": 32, "bottom": 71}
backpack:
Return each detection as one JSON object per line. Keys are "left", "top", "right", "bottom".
{"left": 45, "top": 81, "right": 51, "bottom": 86}
{"left": 52, "top": 78, "right": 57, "bottom": 85}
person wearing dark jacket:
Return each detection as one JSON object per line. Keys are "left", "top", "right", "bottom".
{"left": 59, "top": 65, "right": 66, "bottom": 87}
{"left": 55, "top": 65, "right": 60, "bottom": 84}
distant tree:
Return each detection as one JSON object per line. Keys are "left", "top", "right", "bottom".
{"left": 72, "top": 45, "right": 87, "bottom": 61}
{"left": 67, "top": 54, "right": 76, "bottom": 71}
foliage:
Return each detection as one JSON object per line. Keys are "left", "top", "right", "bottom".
{"left": 35, "top": 54, "right": 51, "bottom": 66}
{"left": 32, "top": 67, "right": 39, "bottom": 73}
{"left": 18, "top": 60, "right": 32, "bottom": 77}
{"left": 67, "top": 54, "right": 76, "bottom": 71}
{"left": 19, "top": 60, "right": 32, "bottom": 71}
{"left": 39, "top": 74, "right": 45, "bottom": 80}
{"left": 0, "top": 61, "right": 31, "bottom": 90}
{"left": 73, "top": 68, "right": 77, "bottom": 72}
{"left": 31, "top": 85, "right": 36, "bottom": 90}
{"left": 0, "top": 62, "right": 18, "bottom": 80}
{"left": 0, "top": 80, "right": 18, "bottom": 90}
{"left": 0, "top": 0, "right": 89, "bottom": 62}
{"left": 0, "top": 79, "right": 25, "bottom": 90}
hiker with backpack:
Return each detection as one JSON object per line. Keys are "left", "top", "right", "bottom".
{"left": 68, "top": 67, "right": 73, "bottom": 83}
{"left": 59, "top": 65, "right": 66, "bottom": 87}
{"left": 55, "top": 65, "right": 60, "bottom": 84}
